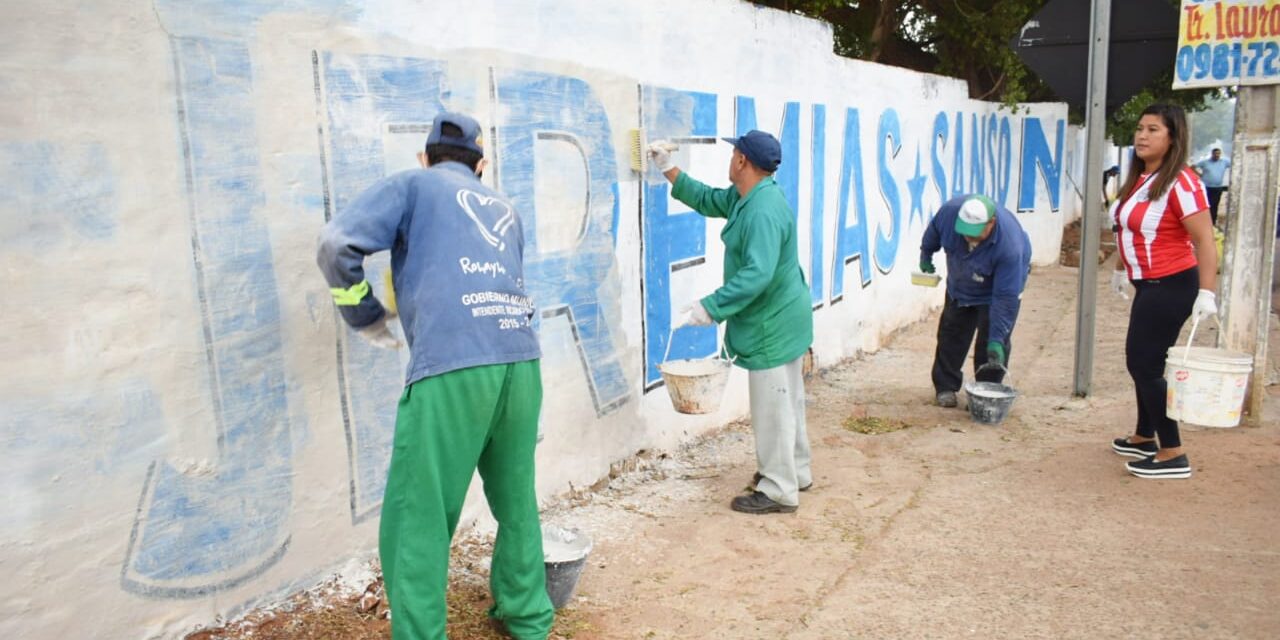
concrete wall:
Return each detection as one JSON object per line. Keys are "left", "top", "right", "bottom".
{"left": 0, "top": 1, "right": 1070, "bottom": 637}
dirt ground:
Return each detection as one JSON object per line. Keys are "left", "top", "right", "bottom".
{"left": 1057, "top": 217, "right": 1116, "bottom": 268}
{"left": 191, "top": 263, "right": 1280, "bottom": 640}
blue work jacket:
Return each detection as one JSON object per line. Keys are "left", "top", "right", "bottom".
{"left": 317, "top": 162, "right": 540, "bottom": 386}
{"left": 919, "top": 195, "right": 1032, "bottom": 345}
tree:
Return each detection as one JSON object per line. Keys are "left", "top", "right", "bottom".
{"left": 1186, "top": 92, "right": 1236, "bottom": 159}
{"left": 1104, "top": 74, "right": 1226, "bottom": 147}
{"left": 750, "top": 1, "right": 1219, "bottom": 134}
{"left": 752, "top": 0, "right": 1049, "bottom": 101}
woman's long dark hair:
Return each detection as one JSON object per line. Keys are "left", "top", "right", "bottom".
{"left": 1117, "top": 103, "right": 1190, "bottom": 205}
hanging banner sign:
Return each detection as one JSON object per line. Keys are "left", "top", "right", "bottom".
{"left": 1174, "top": 0, "right": 1280, "bottom": 88}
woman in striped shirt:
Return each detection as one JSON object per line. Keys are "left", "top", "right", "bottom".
{"left": 1107, "top": 103, "right": 1219, "bottom": 480}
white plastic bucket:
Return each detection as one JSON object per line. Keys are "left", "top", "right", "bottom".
{"left": 1164, "top": 319, "right": 1253, "bottom": 428}
{"left": 658, "top": 358, "right": 731, "bottom": 414}
{"left": 657, "top": 326, "right": 733, "bottom": 414}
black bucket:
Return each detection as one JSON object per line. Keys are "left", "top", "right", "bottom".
{"left": 542, "top": 525, "right": 592, "bottom": 609}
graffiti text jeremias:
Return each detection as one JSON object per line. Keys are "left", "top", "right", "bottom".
{"left": 125, "top": 42, "right": 1065, "bottom": 596}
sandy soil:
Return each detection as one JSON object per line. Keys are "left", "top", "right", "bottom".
{"left": 191, "top": 263, "right": 1280, "bottom": 639}
{"left": 547, "top": 262, "right": 1280, "bottom": 640}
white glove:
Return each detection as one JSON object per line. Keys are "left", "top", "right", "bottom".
{"left": 1109, "top": 270, "right": 1131, "bottom": 300}
{"left": 678, "top": 302, "right": 714, "bottom": 327}
{"left": 647, "top": 140, "right": 679, "bottom": 172}
{"left": 1192, "top": 289, "right": 1218, "bottom": 323}
{"left": 357, "top": 317, "right": 402, "bottom": 350}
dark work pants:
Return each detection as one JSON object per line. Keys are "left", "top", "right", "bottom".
{"left": 1126, "top": 267, "right": 1198, "bottom": 449}
{"left": 1206, "top": 187, "right": 1225, "bottom": 225}
{"left": 932, "top": 295, "right": 1010, "bottom": 393}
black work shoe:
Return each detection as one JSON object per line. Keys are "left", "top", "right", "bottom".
{"left": 936, "top": 391, "right": 958, "bottom": 408}
{"left": 1126, "top": 454, "right": 1192, "bottom": 479}
{"left": 751, "top": 472, "right": 812, "bottom": 492}
{"left": 1112, "top": 437, "right": 1159, "bottom": 459}
{"left": 731, "top": 490, "right": 797, "bottom": 514}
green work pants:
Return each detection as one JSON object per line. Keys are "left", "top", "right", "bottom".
{"left": 379, "top": 359, "right": 553, "bottom": 640}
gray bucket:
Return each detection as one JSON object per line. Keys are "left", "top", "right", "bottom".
{"left": 964, "top": 381, "right": 1018, "bottom": 425}
{"left": 542, "top": 524, "right": 592, "bottom": 609}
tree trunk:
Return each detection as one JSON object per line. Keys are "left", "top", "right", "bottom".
{"left": 868, "top": 0, "right": 899, "bottom": 62}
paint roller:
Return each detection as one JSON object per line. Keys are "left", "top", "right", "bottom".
{"left": 628, "top": 129, "right": 679, "bottom": 172}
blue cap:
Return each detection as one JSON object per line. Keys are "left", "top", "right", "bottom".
{"left": 426, "top": 112, "right": 484, "bottom": 155}
{"left": 721, "top": 130, "right": 781, "bottom": 172}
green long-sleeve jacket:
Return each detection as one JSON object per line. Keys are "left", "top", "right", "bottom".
{"left": 671, "top": 172, "right": 814, "bottom": 370}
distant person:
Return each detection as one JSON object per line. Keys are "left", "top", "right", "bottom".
{"left": 919, "top": 194, "right": 1032, "bottom": 409}
{"left": 317, "top": 112, "right": 554, "bottom": 639}
{"left": 647, "top": 131, "right": 815, "bottom": 515}
{"left": 1193, "top": 147, "right": 1230, "bottom": 225}
{"left": 1109, "top": 104, "right": 1218, "bottom": 480}
{"left": 1102, "top": 164, "right": 1120, "bottom": 207}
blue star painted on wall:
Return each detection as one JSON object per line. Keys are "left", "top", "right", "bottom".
{"left": 907, "top": 147, "right": 928, "bottom": 225}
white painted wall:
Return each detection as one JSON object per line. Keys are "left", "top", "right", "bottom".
{"left": 0, "top": 1, "right": 1073, "bottom": 637}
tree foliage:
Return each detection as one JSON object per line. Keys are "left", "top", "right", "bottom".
{"left": 750, "top": 0, "right": 1221, "bottom": 142}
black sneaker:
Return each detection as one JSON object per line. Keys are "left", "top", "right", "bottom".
{"left": 730, "top": 490, "right": 797, "bottom": 514}
{"left": 936, "top": 391, "right": 958, "bottom": 408}
{"left": 751, "top": 472, "right": 812, "bottom": 492}
{"left": 1112, "top": 437, "right": 1159, "bottom": 459}
{"left": 1126, "top": 454, "right": 1192, "bottom": 479}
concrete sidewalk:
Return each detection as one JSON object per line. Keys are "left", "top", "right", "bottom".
{"left": 543, "top": 264, "right": 1280, "bottom": 639}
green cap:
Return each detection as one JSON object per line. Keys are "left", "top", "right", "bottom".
{"left": 955, "top": 195, "right": 995, "bottom": 237}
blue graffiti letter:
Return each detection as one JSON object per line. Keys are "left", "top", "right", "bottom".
{"left": 1018, "top": 117, "right": 1065, "bottom": 211}
{"left": 639, "top": 85, "right": 717, "bottom": 388}
{"left": 997, "top": 116, "right": 1013, "bottom": 206}
{"left": 122, "top": 37, "right": 292, "bottom": 599}
{"left": 493, "top": 68, "right": 629, "bottom": 414}
{"left": 875, "top": 109, "right": 904, "bottom": 274}
{"left": 930, "top": 111, "right": 949, "bottom": 205}
{"left": 318, "top": 51, "right": 450, "bottom": 522}
{"left": 810, "top": 104, "right": 826, "bottom": 306}
{"left": 831, "top": 108, "right": 872, "bottom": 300}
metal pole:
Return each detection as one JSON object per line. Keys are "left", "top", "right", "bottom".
{"left": 1217, "top": 85, "right": 1279, "bottom": 424}
{"left": 1073, "top": 0, "right": 1111, "bottom": 396}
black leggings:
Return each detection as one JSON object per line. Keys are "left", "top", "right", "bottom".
{"left": 1126, "top": 266, "right": 1198, "bottom": 449}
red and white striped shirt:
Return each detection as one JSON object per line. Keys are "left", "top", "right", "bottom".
{"left": 1111, "top": 167, "right": 1209, "bottom": 280}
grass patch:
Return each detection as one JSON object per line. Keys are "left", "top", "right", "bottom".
{"left": 841, "top": 416, "right": 912, "bottom": 435}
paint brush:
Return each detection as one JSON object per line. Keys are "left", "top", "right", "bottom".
{"left": 628, "top": 129, "right": 679, "bottom": 172}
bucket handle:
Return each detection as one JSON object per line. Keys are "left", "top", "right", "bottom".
{"left": 975, "top": 361, "right": 1010, "bottom": 386}
{"left": 661, "top": 317, "right": 737, "bottom": 366}
{"left": 1180, "top": 313, "right": 1220, "bottom": 364}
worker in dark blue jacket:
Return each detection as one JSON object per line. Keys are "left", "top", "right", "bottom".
{"left": 920, "top": 194, "right": 1033, "bottom": 408}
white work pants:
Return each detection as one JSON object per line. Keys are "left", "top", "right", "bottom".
{"left": 748, "top": 354, "right": 811, "bottom": 507}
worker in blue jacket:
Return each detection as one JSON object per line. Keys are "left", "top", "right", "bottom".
{"left": 317, "top": 112, "right": 553, "bottom": 640}
{"left": 919, "top": 194, "right": 1032, "bottom": 408}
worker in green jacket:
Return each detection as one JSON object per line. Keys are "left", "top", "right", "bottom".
{"left": 648, "top": 130, "right": 815, "bottom": 514}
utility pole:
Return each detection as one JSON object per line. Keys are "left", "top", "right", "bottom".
{"left": 1072, "top": 0, "right": 1111, "bottom": 396}
{"left": 1218, "top": 86, "right": 1280, "bottom": 424}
